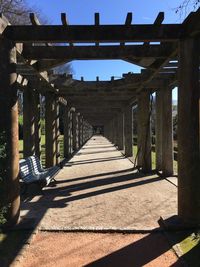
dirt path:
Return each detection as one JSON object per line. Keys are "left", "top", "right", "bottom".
{"left": 20, "top": 135, "right": 177, "bottom": 231}
{"left": 16, "top": 136, "right": 182, "bottom": 266}
{"left": 17, "top": 232, "right": 183, "bottom": 267}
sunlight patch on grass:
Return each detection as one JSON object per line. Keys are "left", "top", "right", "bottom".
{"left": 180, "top": 232, "right": 200, "bottom": 254}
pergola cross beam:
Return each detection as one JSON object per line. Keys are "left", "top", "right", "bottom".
{"left": 3, "top": 24, "right": 182, "bottom": 43}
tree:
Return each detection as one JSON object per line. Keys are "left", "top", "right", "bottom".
{"left": 53, "top": 63, "right": 73, "bottom": 75}
{"left": 175, "top": 0, "right": 200, "bottom": 16}
{"left": 1, "top": 0, "right": 33, "bottom": 24}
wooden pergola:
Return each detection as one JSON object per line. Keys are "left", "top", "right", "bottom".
{"left": 0, "top": 9, "right": 199, "bottom": 226}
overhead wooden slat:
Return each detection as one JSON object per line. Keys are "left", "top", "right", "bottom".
{"left": 143, "top": 12, "right": 164, "bottom": 47}
{"left": 29, "top": 13, "right": 50, "bottom": 48}
{"left": 61, "top": 13, "right": 73, "bottom": 46}
{"left": 94, "top": 13, "right": 100, "bottom": 46}
{"left": 3, "top": 24, "right": 182, "bottom": 43}
{"left": 95, "top": 13, "right": 100, "bottom": 25}
{"left": 125, "top": 12, "right": 132, "bottom": 25}
{"left": 154, "top": 12, "right": 165, "bottom": 25}
{"left": 61, "top": 13, "right": 68, "bottom": 25}
{"left": 121, "top": 12, "right": 132, "bottom": 45}
{"left": 29, "top": 13, "right": 72, "bottom": 70}
{"left": 30, "top": 13, "right": 41, "bottom": 25}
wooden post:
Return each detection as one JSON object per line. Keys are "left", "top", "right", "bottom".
{"left": 109, "top": 121, "right": 112, "bottom": 142}
{"left": 155, "top": 90, "right": 163, "bottom": 170}
{"left": 118, "top": 113, "right": 124, "bottom": 150}
{"left": 137, "top": 91, "right": 151, "bottom": 172}
{"left": 114, "top": 117, "right": 118, "bottom": 146}
{"left": 0, "top": 38, "right": 20, "bottom": 226}
{"left": 82, "top": 120, "right": 85, "bottom": 143}
{"left": 81, "top": 116, "right": 84, "bottom": 146}
{"left": 78, "top": 113, "right": 81, "bottom": 149}
{"left": 45, "top": 93, "right": 57, "bottom": 167}
{"left": 178, "top": 37, "right": 200, "bottom": 223}
{"left": 69, "top": 110, "right": 73, "bottom": 154}
{"left": 23, "top": 86, "right": 35, "bottom": 157}
{"left": 111, "top": 119, "right": 115, "bottom": 144}
{"left": 63, "top": 106, "right": 72, "bottom": 158}
{"left": 156, "top": 86, "right": 173, "bottom": 175}
{"left": 162, "top": 85, "right": 173, "bottom": 176}
{"left": 72, "top": 110, "right": 78, "bottom": 151}
{"left": 76, "top": 113, "right": 79, "bottom": 149}
{"left": 124, "top": 105, "right": 133, "bottom": 157}
{"left": 104, "top": 123, "right": 109, "bottom": 139}
{"left": 33, "top": 91, "right": 41, "bottom": 159}
{"left": 55, "top": 99, "right": 60, "bottom": 164}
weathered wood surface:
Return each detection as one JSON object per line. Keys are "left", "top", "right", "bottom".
{"left": 124, "top": 105, "right": 133, "bottom": 157}
{"left": 0, "top": 38, "right": 20, "bottom": 226}
{"left": 178, "top": 37, "right": 200, "bottom": 223}
{"left": 4, "top": 25, "right": 182, "bottom": 42}
{"left": 22, "top": 44, "right": 173, "bottom": 60}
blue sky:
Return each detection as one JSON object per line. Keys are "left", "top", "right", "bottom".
{"left": 28, "top": 0, "right": 193, "bottom": 99}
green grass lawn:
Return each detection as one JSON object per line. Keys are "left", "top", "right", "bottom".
{"left": 19, "top": 135, "right": 64, "bottom": 167}
{"left": 165, "top": 230, "right": 200, "bottom": 267}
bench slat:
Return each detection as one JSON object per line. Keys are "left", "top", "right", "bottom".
{"left": 19, "top": 155, "right": 60, "bottom": 187}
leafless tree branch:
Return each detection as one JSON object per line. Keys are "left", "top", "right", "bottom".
{"left": 175, "top": 0, "right": 200, "bottom": 17}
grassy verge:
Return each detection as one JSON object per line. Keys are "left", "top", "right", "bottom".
{"left": 133, "top": 145, "right": 178, "bottom": 174}
{"left": 19, "top": 135, "right": 64, "bottom": 166}
{"left": 165, "top": 230, "right": 200, "bottom": 267}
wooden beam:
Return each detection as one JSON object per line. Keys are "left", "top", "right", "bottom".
{"left": 183, "top": 7, "right": 200, "bottom": 37}
{"left": 29, "top": 13, "right": 70, "bottom": 70}
{"left": 129, "top": 46, "right": 177, "bottom": 104}
{"left": 4, "top": 24, "right": 182, "bottom": 43}
{"left": 54, "top": 77, "right": 168, "bottom": 92}
{"left": 22, "top": 44, "right": 174, "bottom": 60}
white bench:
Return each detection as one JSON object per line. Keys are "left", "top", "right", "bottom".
{"left": 19, "top": 155, "right": 60, "bottom": 192}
